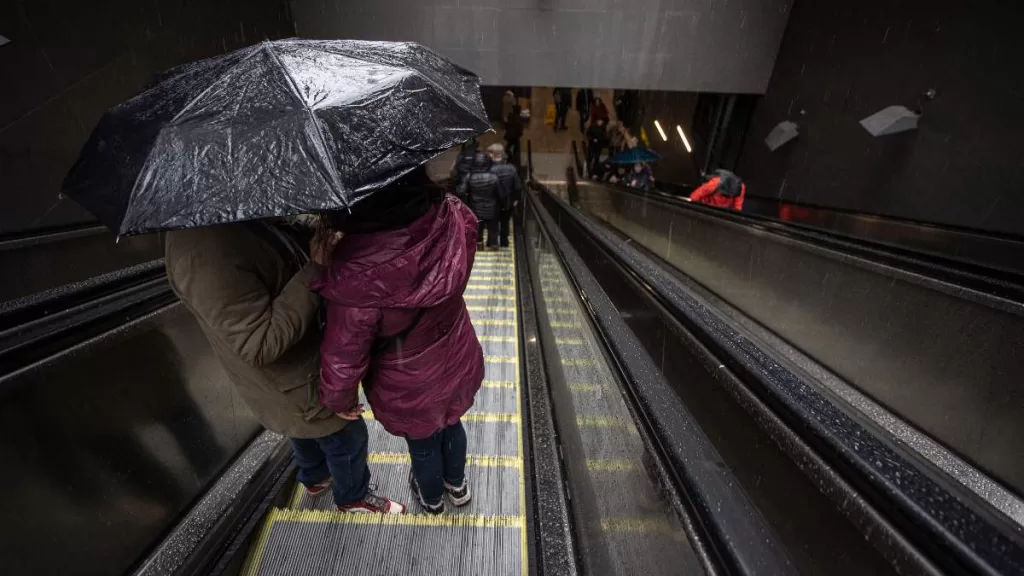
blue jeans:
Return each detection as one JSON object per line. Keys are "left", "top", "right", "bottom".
{"left": 290, "top": 418, "right": 370, "bottom": 507}
{"left": 406, "top": 421, "right": 468, "bottom": 505}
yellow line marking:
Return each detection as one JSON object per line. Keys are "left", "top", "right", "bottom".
{"left": 366, "top": 452, "right": 521, "bottom": 468}
{"left": 555, "top": 338, "right": 584, "bottom": 345}
{"left": 479, "top": 335, "right": 516, "bottom": 343}
{"left": 482, "top": 380, "right": 517, "bottom": 388}
{"left": 561, "top": 358, "right": 595, "bottom": 367}
{"left": 548, "top": 321, "right": 582, "bottom": 329}
{"left": 467, "top": 305, "right": 516, "bottom": 313}
{"left": 363, "top": 410, "right": 519, "bottom": 424}
{"left": 485, "top": 355, "right": 518, "bottom": 364}
{"left": 469, "top": 276, "right": 515, "bottom": 282}
{"left": 465, "top": 285, "right": 516, "bottom": 291}
{"left": 587, "top": 459, "right": 636, "bottom": 472}
{"left": 512, "top": 240, "right": 528, "bottom": 576}
{"left": 463, "top": 294, "right": 515, "bottom": 301}
{"left": 600, "top": 517, "right": 676, "bottom": 534}
{"left": 241, "top": 508, "right": 279, "bottom": 575}
{"left": 268, "top": 507, "right": 524, "bottom": 528}
{"left": 288, "top": 483, "right": 304, "bottom": 508}
{"left": 472, "top": 319, "right": 516, "bottom": 326}
{"left": 576, "top": 415, "right": 625, "bottom": 427}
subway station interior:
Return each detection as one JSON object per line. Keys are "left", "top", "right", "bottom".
{"left": 3, "top": 1, "right": 1024, "bottom": 575}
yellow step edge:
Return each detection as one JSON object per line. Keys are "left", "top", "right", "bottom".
{"left": 472, "top": 319, "right": 516, "bottom": 326}
{"left": 555, "top": 338, "right": 585, "bottom": 346}
{"left": 478, "top": 336, "right": 516, "bottom": 343}
{"left": 482, "top": 380, "right": 517, "bottom": 388}
{"left": 463, "top": 294, "right": 515, "bottom": 301}
{"left": 587, "top": 459, "right": 636, "bottom": 472}
{"left": 485, "top": 355, "right": 518, "bottom": 363}
{"left": 267, "top": 507, "right": 525, "bottom": 529}
{"left": 468, "top": 276, "right": 515, "bottom": 282}
{"left": 360, "top": 452, "right": 521, "bottom": 468}
{"left": 363, "top": 411, "right": 519, "bottom": 424}
{"left": 467, "top": 305, "right": 516, "bottom": 313}
{"left": 548, "top": 321, "right": 582, "bottom": 329}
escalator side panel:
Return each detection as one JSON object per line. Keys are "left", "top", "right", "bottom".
{"left": 574, "top": 183, "right": 1024, "bottom": 499}
{"left": 0, "top": 306, "right": 260, "bottom": 576}
{"left": 540, "top": 191, "right": 898, "bottom": 576}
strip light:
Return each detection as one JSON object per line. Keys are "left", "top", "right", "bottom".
{"left": 676, "top": 125, "right": 692, "bottom": 153}
{"left": 653, "top": 120, "right": 668, "bottom": 141}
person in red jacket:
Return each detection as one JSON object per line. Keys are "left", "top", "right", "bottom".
{"left": 311, "top": 167, "right": 485, "bottom": 515}
{"left": 590, "top": 96, "right": 610, "bottom": 125}
{"left": 689, "top": 169, "right": 746, "bottom": 211}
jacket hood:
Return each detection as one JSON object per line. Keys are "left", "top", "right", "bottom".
{"left": 311, "top": 196, "right": 474, "bottom": 309}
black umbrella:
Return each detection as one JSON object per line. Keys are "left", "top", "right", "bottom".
{"left": 62, "top": 39, "right": 491, "bottom": 236}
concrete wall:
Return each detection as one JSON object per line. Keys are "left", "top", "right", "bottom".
{"left": 737, "top": 1, "right": 1024, "bottom": 236}
{"left": 0, "top": 0, "right": 294, "bottom": 236}
{"left": 291, "top": 0, "right": 792, "bottom": 93}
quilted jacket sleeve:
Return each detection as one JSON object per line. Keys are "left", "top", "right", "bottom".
{"left": 319, "top": 304, "right": 382, "bottom": 414}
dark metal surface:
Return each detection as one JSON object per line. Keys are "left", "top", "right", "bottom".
{"left": 0, "top": 225, "right": 162, "bottom": 302}
{"left": 741, "top": 195, "right": 1024, "bottom": 278}
{"left": 537, "top": 189, "right": 901, "bottom": 575}
{"left": 516, "top": 219, "right": 578, "bottom": 576}
{"left": 0, "top": 306, "right": 260, "bottom": 576}
{"left": 574, "top": 182, "right": 1024, "bottom": 502}
{"left": 546, "top": 186, "right": 1024, "bottom": 575}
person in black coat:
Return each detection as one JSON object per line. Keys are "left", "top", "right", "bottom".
{"left": 487, "top": 143, "right": 523, "bottom": 248}
{"left": 585, "top": 118, "right": 610, "bottom": 177}
{"left": 449, "top": 139, "right": 479, "bottom": 187}
{"left": 457, "top": 153, "right": 500, "bottom": 250}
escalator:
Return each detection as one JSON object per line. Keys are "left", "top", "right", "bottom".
{"left": 5, "top": 166, "right": 1024, "bottom": 575}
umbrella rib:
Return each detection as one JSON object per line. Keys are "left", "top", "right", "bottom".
{"left": 263, "top": 41, "right": 350, "bottom": 208}
{"left": 169, "top": 45, "right": 264, "bottom": 124}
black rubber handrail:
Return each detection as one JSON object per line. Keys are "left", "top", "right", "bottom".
{"left": 0, "top": 260, "right": 177, "bottom": 377}
{"left": 587, "top": 182, "right": 1024, "bottom": 306}
{"left": 538, "top": 184, "right": 1024, "bottom": 576}
{"left": 525, "top": 189, "right": 797, "bottom": 576}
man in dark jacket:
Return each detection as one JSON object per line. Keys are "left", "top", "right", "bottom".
{"left": 457, "top": 153, "right": 500, "bottom": 250}
{"left": 449, "top": 139, "right": 478, "bottom": 187}
{"left": 553, "top": 87, "right": 572, "bottom": 131}
{"left": 165, "top": 221, "right": 406, "bottom": 514}
{"left": 504, "top": 106, "right": 524, "bottom": 167}
{"left": 586, "top": 118, "right": 609, "bottom": 177}
{"left": 487, "top": 143, "right": 522, "bottom": 248}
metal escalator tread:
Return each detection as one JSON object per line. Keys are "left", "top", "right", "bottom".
{"left": 241, "top": 246, "right": 528, "bottom": 576}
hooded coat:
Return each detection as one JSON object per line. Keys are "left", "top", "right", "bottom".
{"left": 311, "top": 195, "right": 485, "bottom": 439}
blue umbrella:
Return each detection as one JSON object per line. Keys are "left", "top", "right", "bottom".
{"left": 607, "top": 147, "right": 661, "bottom": 164}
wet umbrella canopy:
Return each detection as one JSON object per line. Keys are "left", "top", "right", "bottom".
{"left": 607, "top": 147, "right": 662, "bottom": 164}
{"left": 62, "top": 39, "right": 491, "bottom": 236}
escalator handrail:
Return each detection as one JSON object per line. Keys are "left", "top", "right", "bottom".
{"left": 525, "top": 189, "right": 798, "bottom": 576}
{"left": 590, "top": 182, "right": 1024, "bottom": 307}
{"left": 538, "top": 184, "right": 1024, "bottom": 576}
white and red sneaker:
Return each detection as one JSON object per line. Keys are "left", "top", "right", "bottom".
{"left": 304, "top": 478, "right": 332, "bottom": 497}
{"left": 338, "top": 493, "right": 407, "bottom": 514}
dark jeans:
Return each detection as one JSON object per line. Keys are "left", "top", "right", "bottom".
{"left": 577, "top": 110, "right": 588, "bottom": 133}
{"left": 499, "top": 209, "right": 513, "bottom": 247}
{"left": 406, "top": 421, "right": 468, "bottom": 506}
{"left": 555, "top": 106, "right": 569, "bottom": 130}
{"left": 588, "top": 150, "right": 602, "bottom": 177}
{"left": 478, "top": 218, "right": 499, "bottom": 247}
{"left": 505, "top": 138, "right": 521, "bottom": 167}
{"left": 290, "top": 418, "right": 370, "bottom": 506}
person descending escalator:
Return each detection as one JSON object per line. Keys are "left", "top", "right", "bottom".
{"left": 313, "top": 169, "right": 485, "bottom": 515}
{"left": 689, "top": 169, "right": 746, "bottom": 211}
{"left": 457, "top": 153, "right": 501, "bottom": 250}
{"left": 487, "top": 143, "right": 523, "bottom": 248}
{"left": 575, "top": 88, "right": 593, "bottom": 134}
{"left": 165, "top": 220, "right": 408, "bottom": 515}
{"left": 586, "top": 118, "right": 609, "bottom": 178}
{"left": 449, "top": 138, "right": 479, "bottom": 188}
{"left": 504, "top": 106, "right": 524, "bottom": 168}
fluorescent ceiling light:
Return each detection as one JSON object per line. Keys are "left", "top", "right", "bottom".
{"left": 654, "top": 120, "right": 667, "bottom": 141}
{"left": 676, "top": 125, "right": 692, "bottom": 153}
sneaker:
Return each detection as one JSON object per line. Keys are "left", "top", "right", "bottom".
{"left": 444, "top": 478, "right": 472, "bottom": 507}
{"left": 304, "top": 478, "right": 332, "bottom": 497}
{"left": 409, "top": 472, "right": 445, "bottom": 515}
{"left": 338, "top": 493, "right": 407, "bottom": 514}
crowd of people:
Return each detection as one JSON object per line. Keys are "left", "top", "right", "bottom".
{"left": 165, "top": 157, "right": 522, "bottom": 517}
{"left": 449, "top": 140, "right": 523, "bottom": 251}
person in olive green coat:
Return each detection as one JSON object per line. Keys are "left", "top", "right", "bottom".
{"left": 165, "top": 220, "right": 406, "bottom": 514}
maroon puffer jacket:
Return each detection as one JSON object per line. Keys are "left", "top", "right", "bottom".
{"left": 311, "top": 195, "right": 484, "bottom": 440}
